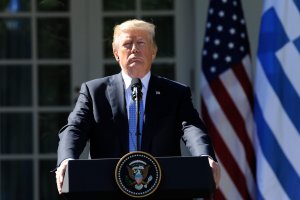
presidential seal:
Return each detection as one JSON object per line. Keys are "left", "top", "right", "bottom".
{"left": 115, "top": 151, "right": 162, "bottom": 198}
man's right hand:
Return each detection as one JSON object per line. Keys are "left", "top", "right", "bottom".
{"left": 55, "top": 159, "right": 70, "bottom": 194}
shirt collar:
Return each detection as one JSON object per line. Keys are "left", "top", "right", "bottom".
{"left": 121, "top": 71, "right": 151, "bottom": 91}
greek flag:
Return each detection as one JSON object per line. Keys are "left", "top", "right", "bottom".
{"left": 254, "top": 1, "right": 300, "bottom": 199}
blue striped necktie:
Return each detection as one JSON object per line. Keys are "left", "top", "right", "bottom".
{"left": 128, "top": 98, "right": 144, "bottom": 152}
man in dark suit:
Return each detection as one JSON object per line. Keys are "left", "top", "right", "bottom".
{"left": 56, "top": 19, "right": 220, "bottom": 195}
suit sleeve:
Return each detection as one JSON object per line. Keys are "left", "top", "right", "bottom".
{"left": 57, "top": 83, "right": 94, "bottom": 166}
{"left": 179, "top": 86, "right": 217, "bottom": 161}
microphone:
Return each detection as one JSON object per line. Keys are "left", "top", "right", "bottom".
{"left": 130, "top": 78, "right": 142, "bottom": 101}
{"left": 130, "top": 78, "right": 142, "bottom": 151}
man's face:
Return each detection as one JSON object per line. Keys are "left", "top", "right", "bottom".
{"left": 114, "top": 29, "right": 157, "bottom": 78}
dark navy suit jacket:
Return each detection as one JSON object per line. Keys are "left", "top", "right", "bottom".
{"left": 57, "top": 73, "right": 216, "bottom": 165}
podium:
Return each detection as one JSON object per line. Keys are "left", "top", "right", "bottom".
{"left": 62, "top": 156, "right": 215, "bottom": 199}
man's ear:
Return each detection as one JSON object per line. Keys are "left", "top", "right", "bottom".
{"left": 152, "top": 48, "right": 157, "bottom": 60}
{"left": 152, "top": 54, "right": 156, "bottom": 60}
{"left": 113, "top": 50, "right": 119, "bottom": 61}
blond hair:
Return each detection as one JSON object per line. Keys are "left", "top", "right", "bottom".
{"left": 112, "top": 19, "right": 157, "bottom": 51}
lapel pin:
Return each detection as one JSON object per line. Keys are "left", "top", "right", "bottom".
{"left": 155, "top": 91, "right": 161, "bottom": 95}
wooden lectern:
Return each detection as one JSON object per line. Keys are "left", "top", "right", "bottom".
{"left": 62, "top": 156, "right": 215, "bottom": 199}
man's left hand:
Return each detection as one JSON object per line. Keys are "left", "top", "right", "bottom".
{"left": 208, "top": 157, "right": 221, "bottom": 188}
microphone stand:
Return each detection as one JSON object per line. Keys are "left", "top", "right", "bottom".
{"left": 131, "top": 79, "right": 142, "bottom": 151}
{"left": 134, "top": 87, "right": 142, "bottom": 151}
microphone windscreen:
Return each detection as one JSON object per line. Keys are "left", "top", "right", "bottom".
{"left": 130, "top": 78, "right": 142, "bottom": 91}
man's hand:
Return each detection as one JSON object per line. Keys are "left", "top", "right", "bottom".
{"left": 208, "top": 157, "right": 221, "bottom": 188}
{"left": 55, "top": 159, "right": 69, "bottom": 194}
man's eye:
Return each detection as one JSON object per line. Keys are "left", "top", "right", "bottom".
{"left": 138, "top": 41, "right": 145, "bottom": 46}
{"left": 123, "top": 42, "right": 132, "bottom": 48}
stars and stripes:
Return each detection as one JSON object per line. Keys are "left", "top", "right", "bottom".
{"left": 200, "top": 0, "right": 256, "bottom": 199}
{"left": 254, "top": 0, "right": 300, "bottom": 199}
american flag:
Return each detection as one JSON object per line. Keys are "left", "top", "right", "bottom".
{"left": 254, "top": 1, "right": 300, "bottom": 199}
{"left": 200, "top": 0, "right": 256, "bottom": 199}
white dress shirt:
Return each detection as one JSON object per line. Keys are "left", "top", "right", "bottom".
{"left": 121, "top": 71, "right": 150, "bottom": 119}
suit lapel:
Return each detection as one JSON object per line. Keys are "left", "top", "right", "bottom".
{"left": 107, "top": 73, "right": 128, "bottom": 154}
{"left": 107, "top": 73, "right": 162, "bottom": 154}
{"left": 142, "top": 75, "right": 160, "bottom": 152}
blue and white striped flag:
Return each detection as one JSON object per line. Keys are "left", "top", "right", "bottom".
{"left": 254, "top": 1, "right": 300, "bottom": 199}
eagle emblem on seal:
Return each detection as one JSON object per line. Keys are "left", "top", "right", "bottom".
{"left": 127, "top": 160, "right": 153, "bottom": 190}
